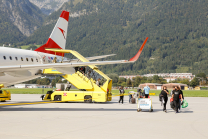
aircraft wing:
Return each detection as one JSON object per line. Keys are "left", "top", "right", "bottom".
{"left": 66, "top": 54, "right": 116, "bottom": 62}
{"left": 0, "top": 37, "right": 148, "bottom": 73}
{"left": 0, "top": 60, "right": 132, "bottom": 72}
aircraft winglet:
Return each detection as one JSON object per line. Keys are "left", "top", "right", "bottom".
{"left": 129, "top": 37, "right": 148, "bottom": 62}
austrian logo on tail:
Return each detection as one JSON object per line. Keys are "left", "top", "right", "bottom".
{"left": 58, "top": 27, "right": 66, "bottom": 39}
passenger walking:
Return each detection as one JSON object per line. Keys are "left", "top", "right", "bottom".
{"left": 160, "top": 86, "right": 169, "bottom": 112}
{"left": 172, "top": 87, "right": 183, "bottom": 113}
{"left": 143, "top": 85, "right": 150, "bottom": 98}
{"left": 87, "top": 70, "right": 91, "bottom": 79}
{"left": 171, "top": 86, "right": 175, "bottom": 95}
{"left": 178, "top": 86, "right": 184, "bottom": 111}
{"left": 119, "top": 86, "right": 125, "bottom": 104}
{"left": 80, "top": 66, "right": 86, "bottom": 75}
{"left": 96, "top": 78, "right": 100, "bottom": 87}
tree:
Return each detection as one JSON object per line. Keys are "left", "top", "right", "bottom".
{"left": 190, "top": 77, "right": 199, "bottom": 88}
{"left": 121, "top": 82, "right": 126, "bottom": 87}
{"left": 117, "top": 77, "right": 126, "bottom": 86}
{"left": 153, "top": 75, "right": 160, "bottom": 81}
{"left": 126, "top": 78, "right": 132, "bottom": 87}
{"left": 27, "top": 44, "right": 38, "bottom": 50}
{"left": 180, "top": 79, "right": 190, "bottom": 86}
{"left": 196, "top": 73, "right": 207, "bottom": 79}
{"left": 107, "top": 73, "right": 119, "bottom": 86}
{"left": 51, "top": 79, "right": 56, "bottom": 87}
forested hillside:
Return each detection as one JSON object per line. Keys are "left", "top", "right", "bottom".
{"left": 20, "top": 0, "right": 208, "bottom": 75}
{"left": 29, "top": 0, "right": 68, "bottom": 15}
{"left": 0, "top": 0, "right": 44, "bottom": 44}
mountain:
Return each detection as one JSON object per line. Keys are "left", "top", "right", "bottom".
{"left": 22, "top": 0, "right": 208, "bottom": 75}
{"left": 29, "top": 0, "right": 69, "bottom": 15}
{"left": 0, "top": 0, "right": 44, "bottom": 44}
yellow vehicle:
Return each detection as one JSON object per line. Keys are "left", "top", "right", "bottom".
{"left": 0, "top": 84, "right": 11, "bottom": 102}
{"left": 42, "top": 49, "right": 112, "bottom": 103}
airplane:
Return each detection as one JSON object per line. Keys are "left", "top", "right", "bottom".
{"left": 0, "top": 10, "right": 148, "bottom": 87}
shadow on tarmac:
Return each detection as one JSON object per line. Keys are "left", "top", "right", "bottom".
{"left": 0, "top": 107, "right": 164, "bottom": 112}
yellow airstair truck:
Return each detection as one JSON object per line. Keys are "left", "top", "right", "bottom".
{"left": 0, "top": 84, "right": 11, "bottom": 102}
{"left": 42, "top": 49, "right": 112, "bottom": 103}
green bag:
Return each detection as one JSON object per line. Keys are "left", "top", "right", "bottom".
{"left": 182, "top": 100, "right": 188, "bottom": 108}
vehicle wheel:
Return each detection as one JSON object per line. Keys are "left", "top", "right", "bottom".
{"left": 54, "top": 95, "right": 61, "bottom": 101}
{"left": 151, "top": 109, "right": 153, "bottom": 112}
{"left": 137, "top": 108, "right": 141, "bottom": 112}
{"left": 84, "top": 95, "right": 92, "bottom": 103}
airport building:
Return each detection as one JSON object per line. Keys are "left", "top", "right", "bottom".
{"left": 139, "top": 83, "right": 163, "bottom": 90}
{"left": 119, "top": 75, "right": 140, "bottom": 80}
{"left": 119, "top": 73, "right": 195, "bottom": 82}
{"left": 142, "top": 73, "right": 195, "bottom": 82}
{"left": 14, "top": 84, "right": 52, "bottom": 88}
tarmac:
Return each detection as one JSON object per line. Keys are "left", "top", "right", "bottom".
{"left": 0, "top": 94, "right": 207, "bottom": 139}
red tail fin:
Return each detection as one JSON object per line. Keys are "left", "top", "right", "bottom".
{"left": 35, "top": 10, "right": 69, "bottom": 56}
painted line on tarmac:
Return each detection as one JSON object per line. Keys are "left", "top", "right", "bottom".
{"left": 0, "top": 94, "right": 155, "bottom": 107}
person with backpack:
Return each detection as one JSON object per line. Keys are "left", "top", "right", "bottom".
{"left": 160, "top": 86, "right": 169, "bottom": 112}
{"left": 119, "top": 86, "right": 125, "bottom": 104}
{"left": 172, "top": 86, "right": 183, "bottom": 113}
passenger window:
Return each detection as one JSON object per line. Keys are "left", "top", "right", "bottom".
{"left": 3, "top": 56, "right": 6, "bottom": 60}
{"left": 15, "top": 57, "right": 18, "bottom": 60}
{"left": 10, "top": 56, "right": 12, "bottom": 60}
{"left": 21, "top": 57, "right": 23, "bottom": 61}
{"left": 31, "top": 58, "right": 33, "bottom": 62}
{"left": 26, "top": 58, "right": 28, "bottom": 61}
{"left": 36, "top": 58, "right": 38, "bottom": 62}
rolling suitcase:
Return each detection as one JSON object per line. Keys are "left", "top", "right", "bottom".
{"left": 131, "top": 98, "right": 136, "bottom": 104}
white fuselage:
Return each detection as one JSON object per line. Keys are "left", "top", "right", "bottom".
{"left": 0, "top": 47, "right": 57, "bottom": 86}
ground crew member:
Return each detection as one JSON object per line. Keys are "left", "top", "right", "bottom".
{"left": 172, "top": 87, "right": 183, "bottom": 113}
{"left": 143, "top": 85, "right": 150, "bottom": 98}
{"left": 160, "top": 86, "right": 169, "bottom": 112}
{"left": 119, "top": 86, "right": 125, "bottom": 104}
{"left": 65, "top": 84, "right": 72, "bottom": 91}
{"left": 128, "top": 91, "right": 134, "bottom": 103}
